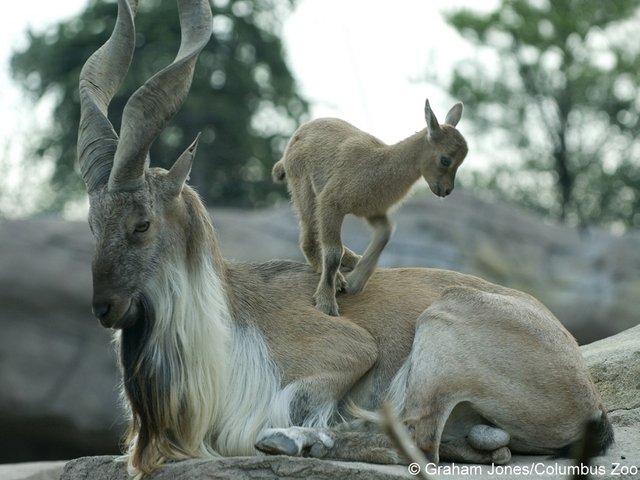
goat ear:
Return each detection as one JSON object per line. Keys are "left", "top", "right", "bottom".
{"left": 424, "top": 99, "right": 441, "bottom": 138}
{"left": 167, "top": 133, "right": 201, "bottom": 196}
{"left": 444, "top": 102, "right": 464, "bottom": 127}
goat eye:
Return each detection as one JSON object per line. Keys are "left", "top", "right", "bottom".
{"left": 134, "top": 221, "right": 150, "bottom": 233}
{"left": 440, "top": 156, "right": 452, "bottom": 168}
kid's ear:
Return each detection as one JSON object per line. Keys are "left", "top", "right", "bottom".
{"left": 424, "top": 99, "right": 441, "bottom": 139}
{"left": 166, "top": 132, "right": 201, "bottom": 197}
{"left": 444, "top": 102, "right": 464, "bottom": 127}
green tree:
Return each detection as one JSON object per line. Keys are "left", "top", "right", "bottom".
{"left": 11, "top": 0, "right": 307, "bottom": 210}
{"left": 445, "top": 0, "right": 640, "bottom": 228}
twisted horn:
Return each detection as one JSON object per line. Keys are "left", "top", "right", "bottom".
{"left": 108, "top": 0, "right": 213, "bottom": 192}
{"left": 77, "top": 0, "right": 137, "bottom": 193}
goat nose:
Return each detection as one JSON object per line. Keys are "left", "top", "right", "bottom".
{"left": 444, "top": 187, "right": 452, "bottom": 196}
{"left": 92, "top": 301, "right": 111, "bottom": 319}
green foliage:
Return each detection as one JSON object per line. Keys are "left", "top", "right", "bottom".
{"left": 10, "top": 0, "right": 307, "bottom": 209}
{"left": 445, "top": 0, "right": 640, "bottom": 228}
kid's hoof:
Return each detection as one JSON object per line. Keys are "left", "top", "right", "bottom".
{"left": 344, "top": 272, "right": 365, "bottom": 295}
{"left": 320, "top": 303, "right": 340, "bottom": 316}
{"left": 344, "top": 281, "right": 364, "bottom": 295}
{"left": 314, "top": 296, "right": 339, "bottom": 316}
{"left": 340, "top": 251, "right": 361, "bottom": 271}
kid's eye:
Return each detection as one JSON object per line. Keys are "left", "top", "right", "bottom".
{"left": 440, "top": 156, "right": 452, "bottom": 168}
{"left": 134, "top": 221, "right": 150, "bottom": 233}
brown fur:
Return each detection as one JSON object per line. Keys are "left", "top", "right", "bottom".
{"left": 273, "top": 102, "right": 468, "bottom": 315}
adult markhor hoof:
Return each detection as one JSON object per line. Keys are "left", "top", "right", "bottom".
{"left": 255, "top": 431, "right": 299, "bottom": 456}
{"left": 467, "top": 424, "right": 511, "bottom": 451}
{"left": 256, "top": 427, "right": 335, "bottom": 457}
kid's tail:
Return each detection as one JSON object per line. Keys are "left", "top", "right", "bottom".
{"left": 272, "top": 160, "right": 286, "bottom": 183}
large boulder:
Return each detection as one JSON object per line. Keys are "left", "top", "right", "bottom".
{"left": 1, "top": 190, "right": 639, "bottom": 463}
{"left": 582, "top": 324, "right": 640, "bottom": 412}
{"left": 581, "top": 325, "right": 640, "bottom": 479}
{"left": 0, "top": 218, "right": 122, "bottom": 462}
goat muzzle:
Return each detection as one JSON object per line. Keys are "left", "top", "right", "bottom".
{"left": 93, "top": 295, "right": 138, "bottom": 329}
{"left": 428, "top": 181, "right": 454, "bottom": 198}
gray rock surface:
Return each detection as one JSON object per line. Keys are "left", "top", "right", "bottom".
{"left": 1, "top": 190, "right": 639, "bottom": 463}
{"left": 582, "top": 324, "right": 640, "bottom": 412}
{"left": 55, "top": 413, "right": 640, "bottom": 480}
{"left": 0, "top": 461, "right": 66, "bottom": 480}
{"left": 61, "top": 455, "right": 407, "bottom": 480}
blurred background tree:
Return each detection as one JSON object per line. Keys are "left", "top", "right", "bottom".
{"left": 10, "top": 0, "right": 307, "bottom": 211}
{"left": 446, "top": 0, "right": 640, "bottom": 229}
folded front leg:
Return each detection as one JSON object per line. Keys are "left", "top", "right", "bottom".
{"left": 256, "top": 427, "right": 403, "bottom": 464}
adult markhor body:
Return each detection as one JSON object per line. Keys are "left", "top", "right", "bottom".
{"left": 77, "top": 0, "right": 612, "bottom": 476}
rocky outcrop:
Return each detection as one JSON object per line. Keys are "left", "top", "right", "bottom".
{"left": 1, "top": 190, "right": 638, "bottom": 463}
{"left": 582, "top": 324, "right": 640, "bottom": 412}
{"left": 0, "top": 218, "right": 122, "bottom": 462}
{"left": 581, "top": 325, "right": 640, "bottom": 480}
{"left": 61, "top": 456, "right": 407, "bottom": 480}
